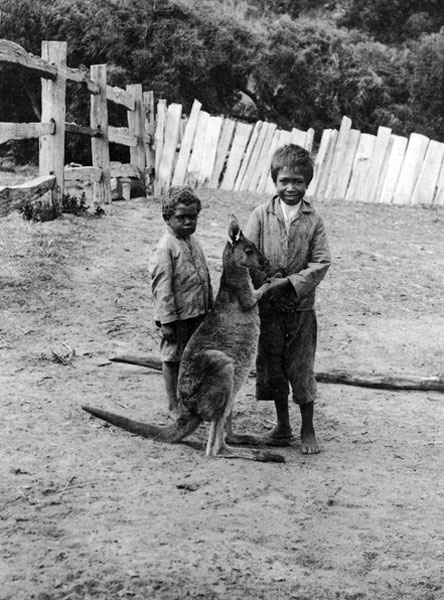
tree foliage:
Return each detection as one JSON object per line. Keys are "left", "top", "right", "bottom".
{"left": 339, "top": 0, "right": 444, "bottom": 44}
{"left": 247, "top": 0, "right": 305, "bottom": 19}
{"left": 0, "top": 0, "right": 262, "bottom": 161}
{"left": 249, "top": 18, "right": 413, "bottom": 135}
{"left": 0, "top": 0, "right": 260, "bottom": 113}
{"left": 409, "top": 31, "right": 444, "bottom": 140}
{"left": 0, "top": 0, "right": 443, "bottom": 164}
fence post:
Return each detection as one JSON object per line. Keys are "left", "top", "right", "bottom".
{"left": 127, "top": 84, "right": 146, "bottom": 192}
{"left": 90, "top": 64, "right": 111, "bottom": 204}
{"left": 143, "top": 91, "right": 155, "bottom": 193}
{"left": 39, "top": 41, "right": 67, "bottom": 216}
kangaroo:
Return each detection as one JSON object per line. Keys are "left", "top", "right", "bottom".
{"left": 82, "top": 215, "right": 285, "bottom": 463}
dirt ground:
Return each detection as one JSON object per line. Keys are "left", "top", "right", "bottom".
{"left": 1, "top": 188, "right": 444, "bottom": 600}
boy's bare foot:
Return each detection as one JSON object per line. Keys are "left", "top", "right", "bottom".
{"left": 300, "top": 427, "right": 320, "bottom": 454}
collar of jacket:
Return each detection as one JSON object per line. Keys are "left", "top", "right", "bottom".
{"left": 268, "top": 195, "right": 314, "bottom": 215}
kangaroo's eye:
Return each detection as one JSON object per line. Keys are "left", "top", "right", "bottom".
{"left": 244, "top": 248, "right": 253, "bottom": 255}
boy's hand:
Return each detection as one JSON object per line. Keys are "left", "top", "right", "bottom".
{"left": 265, "top": 277, "right": 291, "bottom": 302}
{"left": 161, "top": 323, "right": 176, "bottom": 342}
{"left": 265, "top": 277, "right": 298, "bottom": 310}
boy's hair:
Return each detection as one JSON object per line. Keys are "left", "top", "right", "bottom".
{"left": 161, "top": 186, "right": 202, "bottom": 221}
{"left": 270, "top": 144, "right": 314, "bottom": 185}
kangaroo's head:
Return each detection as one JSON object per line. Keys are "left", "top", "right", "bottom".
{"left": 227, "top": 215, "right": 268, "bottom": 273}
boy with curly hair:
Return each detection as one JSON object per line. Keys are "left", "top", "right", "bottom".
{"left": 149, "top": 187, "right": 213, "bottom": 414}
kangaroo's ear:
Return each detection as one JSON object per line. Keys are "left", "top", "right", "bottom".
{"left": 227, "top": 214, "right": 242, "bottom": 244}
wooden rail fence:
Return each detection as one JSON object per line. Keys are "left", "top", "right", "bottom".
{"left": 1, "top": 39, "right": 443, "bottom": 219}
{"left": 0, "top": 39, "right": 155, "bottom": 218}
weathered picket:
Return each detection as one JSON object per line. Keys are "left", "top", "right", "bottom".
{"left": 155, "top": 103, "right": 182, "bottom": 195}
{"left": 314, "top": 130, "right": 339, "bottom": 199}
{"left": 186, "top": 111, "right": 210, "bottom": 188}
{"left": 208, "top": 118, "right": 236, "bottom": 189}
{"left": 324, "top": 116, "right": 352, "bottom": 201}
{"left": 220, "top": 122, "right": 253, "bottom": 191}
{"left": 171, "top": 99, "right": 201, "bottom": 188}
{"left": 411, "top": 140, "right": 444, "bottom": 206}
{"left": 435, "top": 159, "right": 444, "bottom": 206}
{"left": 378, "top": 135, "right": 408, "bottom": 204}
{"left": 392, "top": 133, "right": 429, "bottom": 205}
{"left": 248, "top": 122, "right": 277, "bottom": 193}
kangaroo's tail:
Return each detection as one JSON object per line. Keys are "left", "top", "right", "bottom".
{"left": 82, "top": 406, "right": 202, "bottom": 443}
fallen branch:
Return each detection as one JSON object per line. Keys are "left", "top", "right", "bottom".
{"left": 314, "top": 370, "right": 444, "bottom": 392}
{"left": 111, "top": 354, "right": 162, "bottom": 370}
{"left": 110, "top": 354, "right": 444, "bottom": 393}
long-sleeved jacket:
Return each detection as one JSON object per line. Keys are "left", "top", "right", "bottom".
{"left": 245, "top": 196, "right": 331, "bottom": 311}
{"left": 149, "top": 229, "right": 212, "bottom": 324}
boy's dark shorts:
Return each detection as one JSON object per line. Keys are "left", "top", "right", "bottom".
{"left": 256, "top": 304, "right": 317, "bottom": 405}
{"left": 159, "top": 315, "right": 205, "bottom": 363}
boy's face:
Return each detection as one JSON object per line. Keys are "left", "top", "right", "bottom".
{"left": 167, "top": 202, "right": 199, "bottom": 238}
{"left": 275, "top": 166, "right": 307, "bottom": 206}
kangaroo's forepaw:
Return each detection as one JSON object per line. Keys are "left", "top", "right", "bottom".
{"left": 253, "top": 283, "right": 271, "bottom": 301}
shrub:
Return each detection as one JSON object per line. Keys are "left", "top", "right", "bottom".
{"left": 339, "top": 0, "right": 444, "bottom": 44}
{"left": 408, "top": 31, "right": 444, "bottom": 140}
{"left": 0, "top": 0, "right": 263, "bottom": 161}
{"left": 19, "top": 192, "right": 105, "bottom": 221}
{"left": 250, "top": 17, "right": 412, "bottom": 136}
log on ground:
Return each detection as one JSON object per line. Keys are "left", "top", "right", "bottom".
{"left": 109, "top": 354, "right": 444, "bottom": 393}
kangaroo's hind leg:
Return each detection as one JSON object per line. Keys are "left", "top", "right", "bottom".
{"left": 206, "top": 405, "right": 257, "bottom": 459}
{"left": 180, "top": 351, "right": 235, "bottom": 457}
{"left": 211, "top": 395, "right": 286, "bottom": 463}
{"left": 206, "top": 415, "right": 230, "bottom": 457}
{"left": 216, "top": 427, "right": 287, "bottom": 463}
{"left": 181, "top": 350, "right": 285, "bottom": 463}
{"left": 205, "top": 368, "right": 236, "bottom": 458}
{"left": 205, "top": 374, "right": 257, "bottom": 458}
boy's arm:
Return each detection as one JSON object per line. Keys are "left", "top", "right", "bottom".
{"left": 287, "top": 217, "right": 331, "bottom": 299}
{"left": 149, "top": 243, "right": 178, "bottom": 324}
{"left": 160, "top": 323, "right": 176, "bottom": 342}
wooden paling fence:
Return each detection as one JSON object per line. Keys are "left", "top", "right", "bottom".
{"left": 155, "top": 103, "right": 444, "bottom": 207}
{"left": 307, "top": 117, "right": 444, "bottom": 206}
{"left": 153, "top": 99, "right": 314, "bottom": 196}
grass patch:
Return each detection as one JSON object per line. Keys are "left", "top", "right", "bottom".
{"left": 0, "top": 212, "right": 68, "bottom": 305}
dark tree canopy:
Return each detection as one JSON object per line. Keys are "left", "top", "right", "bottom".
{"left": 0, "top": 0, "right": 443, "bottom": 164}
{"left": 409, "top": 31, "right": 444, "bottom": 141}
{"left": 339, "top": 0, "right": 444, "bottom": 44}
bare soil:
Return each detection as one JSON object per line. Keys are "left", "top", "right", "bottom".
{"left": 1, "top": 189, "right": 444, "bottom": 600}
